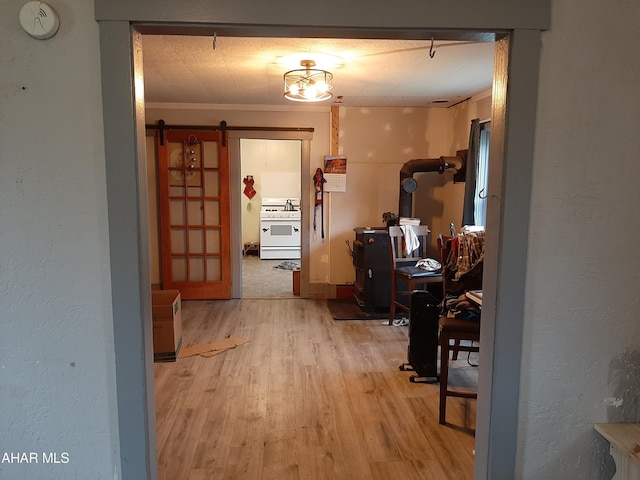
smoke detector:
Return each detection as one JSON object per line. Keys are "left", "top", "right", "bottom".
{"left": 19, "top": 2, "right": 59, "bottom": 40}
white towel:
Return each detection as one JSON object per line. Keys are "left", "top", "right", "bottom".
{"left": 400, "top": 225, "right": 420, "bottom": 256}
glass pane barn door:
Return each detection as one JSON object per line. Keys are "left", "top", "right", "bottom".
{"left": 157, "top": 129, "right": 231, "bottom": 299}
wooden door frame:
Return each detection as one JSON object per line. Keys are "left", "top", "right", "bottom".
{"left": 229, "top": 131, "right": 313, "bottom": 299}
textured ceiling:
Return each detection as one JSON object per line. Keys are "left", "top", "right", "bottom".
{"left": 142, "top": 35, "right": 495, "bottom": 108}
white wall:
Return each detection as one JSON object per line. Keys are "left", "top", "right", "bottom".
{"left": 145, "top": 103, "right": 485, "bottom": 287}
{"left": 331, "top": 106, "right": 432, "bottom": 283}
{"left": 517, "top": 0, "right": 640, "bottom": 478}
{"left": 240, "top": 139, "right": 301, "bottom": 245}
{"left": 145, "top": 104, "right": 482, "bottom": 286}
{"left": 145, "top": 105, "right": 331, "bottom": 284}
{"left": 146, "top": 105, "right": 472, "bottom": 287}
{"left": 3, "top": 0, "right": 640, "bottom": 479}
{"left": 0, "top": 0, "right": 120, "bottom": 479}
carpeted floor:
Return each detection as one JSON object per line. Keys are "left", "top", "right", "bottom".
{"left": 242, "top": 256, "right": 296, "bottom": 298}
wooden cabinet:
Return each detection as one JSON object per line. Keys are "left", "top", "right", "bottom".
{"left": 352, "top": 228, "right": 391, "bottom": 310}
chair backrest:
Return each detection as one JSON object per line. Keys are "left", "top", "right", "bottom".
{"left": 388, "top": 225, "right": 430, "bottom": 269}
{"left": 437, "top": 234, "right": 452, "bottom": 261}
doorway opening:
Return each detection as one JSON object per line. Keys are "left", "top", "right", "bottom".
{"left": 239, "top": 138, "right": 302, "bottom": 298}
{"left": 228, "top": 130, "right": 313, "bottom": 299}
{"left": 141, "top": 33, "right": 492, "bottom": 476}
{"left": 142, "top": 32, "right": 493, "bottom": 473}
{"left": 99, "top": 16, "right": 542, "bottom": 478}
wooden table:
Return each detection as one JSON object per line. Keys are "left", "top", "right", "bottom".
{"left": 594, "top": 423, "right": 640, "bottom": 480}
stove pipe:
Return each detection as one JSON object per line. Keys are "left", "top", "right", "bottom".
{"left": 398, "top": 155, "right": 464, "bottom": 218}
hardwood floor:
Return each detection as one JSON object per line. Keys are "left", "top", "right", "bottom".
{"left": 154, "top": 298, "right": 477, "bottom": 480}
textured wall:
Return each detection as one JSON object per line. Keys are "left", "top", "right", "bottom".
{"left": 0, "top": 0, "right": 120, "bottom": 479}
{"left": 517, "top": 0, "right": 640, "bottom": 478}
{"left": 240, "top": 139, "right": 301, "bottom": 245}
{"left": 145, "top": 106, "right": 330, "bottom": 283}
{"left": 332, "top": 106, "right": 431, "bottom": 283}
{"left": 4, "top": 0, "right": 638, "bottom": 478}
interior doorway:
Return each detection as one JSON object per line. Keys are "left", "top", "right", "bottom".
{"left": 239, "top": 138, "right": 302, "bottom": 298}
{"left": 228, "top": 130, "right": 313, "bottom": 299}
{"left": 98, "top": 16, "right": 543, "bottom": 480}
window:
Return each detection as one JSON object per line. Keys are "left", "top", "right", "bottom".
{"left": 474, "top": 122, "right": 491, "bottom": 227}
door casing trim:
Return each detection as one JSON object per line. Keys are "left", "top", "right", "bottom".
{"left": 228, "top": 131, "right": 313, "bottom": 298}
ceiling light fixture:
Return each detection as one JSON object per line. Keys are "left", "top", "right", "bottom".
{"left": 284, "top": 60, "right": 333, "bottom": 102}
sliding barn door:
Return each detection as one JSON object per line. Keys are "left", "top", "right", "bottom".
{"left": 157, "top": 129, "right": 231, "bottom": 299}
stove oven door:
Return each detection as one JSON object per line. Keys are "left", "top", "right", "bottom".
{"left": 260, "top": 218, "right": 301, "bottom": 259}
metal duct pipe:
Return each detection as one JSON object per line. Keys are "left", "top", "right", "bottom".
{"left": 398, "top": 155, "right": 464, "bottom": 218}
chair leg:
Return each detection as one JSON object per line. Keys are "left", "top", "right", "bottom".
{"left": 388, "top": 301, "right": 396, "bottom": 325}
{"left": 452, "top": 338, "right": 460, "bottom": 360}
{"left": 388, "top": 274, "right": 397, "bottom": 325}
{"left": 439, "top": 331, "right": 450, "bottom": 425}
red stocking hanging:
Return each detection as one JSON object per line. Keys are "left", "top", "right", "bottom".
{"left": 243, "top": 175, "right": 256, "bottom": 199}
{"left": 243, "top": 175, "right": 257, "bottom": 212}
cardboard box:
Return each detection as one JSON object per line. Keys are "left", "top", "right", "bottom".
{"left": 152, "top": 290, "right": 182, "bottom": 362}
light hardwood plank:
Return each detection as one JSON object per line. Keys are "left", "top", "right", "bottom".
{"left": 155, "top": 298, "right": 476, "bottom": 479}
{"left": 157, "top": 407, "right": 209, "bottom": 480}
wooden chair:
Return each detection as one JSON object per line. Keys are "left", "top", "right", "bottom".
{"left": 437, "top": 234, "right": 482, "bottom": 425}
{"left": 388, "top": 225, "right": 442, "bottom": 325}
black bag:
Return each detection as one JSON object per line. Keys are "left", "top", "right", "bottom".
{"left": 400, "top": 290, "right": 440, "bottom": 382}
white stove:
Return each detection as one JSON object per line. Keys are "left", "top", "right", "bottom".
{"left": 259, "top": 198, "right": 301, "bottom": 259}
{"left": 260, "top": 209, "right": 302, "bottom": 219}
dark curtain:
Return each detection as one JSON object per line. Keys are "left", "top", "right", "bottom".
{"left": 462, "top": 118, "right": 481, "bottom": 226}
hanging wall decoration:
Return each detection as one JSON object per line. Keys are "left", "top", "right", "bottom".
{"left": 170, "top": 135, "right": 199, "bottom": 182}
{"left": 243, "top": 175, "right": 256, "bottom": 211}
{"left": 313, "top": 168, "right": 327, "bottom": 239}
